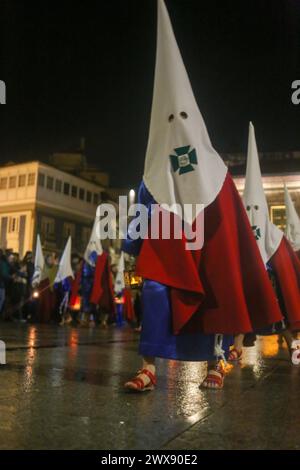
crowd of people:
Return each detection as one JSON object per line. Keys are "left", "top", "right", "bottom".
{"left": 0, "top": 246, "right": 140, "bottom": 329}
{"left": 0, "top": 249, "right": 34, "bottom": 323}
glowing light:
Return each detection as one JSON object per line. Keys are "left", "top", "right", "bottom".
{"left": 129, "top": 189, "right": 135, "bottom": 206}
{"left": 70, "top": 295, "right": 81, "bottom": 311}
{"left": 32, "top": 290, "right": 39, "bottom": 299}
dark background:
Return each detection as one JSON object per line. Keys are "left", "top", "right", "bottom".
{"left": 0, "top": 0, "right": 300, "bottom": 187}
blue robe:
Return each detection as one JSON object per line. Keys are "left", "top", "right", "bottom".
{"left": 122, "top": 182, "right": 232, "bottom": 361}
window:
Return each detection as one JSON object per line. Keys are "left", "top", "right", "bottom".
{"left": 28, "top": 173, "right": 36, "bottom": 186}
{"left": 0, "top": 177, "right": 7, "bottom": 190}
{"left": 9, "top": 176, "right": 16, "bottom": 188}
{"left": 71, "top": 185, "right": 77, "bottom": 198}
{"left": 86, "top": 191, "right": 92, "bottom": 203}
{"left": 46, "top": 176, "right": 54, "bottom": 190}
{"left": 38, "top": 173, "right": 45, "bottom": 187}
{"left": 79, "top": 188, "right": 85, "bottom": 200}
{"left": 18, "top": 174, "right": 26, "bottom": 187}
{"left": 41, "top": 216, "right": 55, "bottom": 237}
{"left": 55, "top": 179, "right": 62, "bottom": 193}
{"left": 93, "top": 193, "right": 98, "bottom": 205}
{"left": 63, "top": 182, "right": 70, "bottom": 196}
{"left": 270, "top": 205, "right": 286, "bottom": 231}
{"left": 63, "top": 222, "right": 75, "bottom": 239}
{"left": 8, "top": 217, "right": 19, "bottom": 233}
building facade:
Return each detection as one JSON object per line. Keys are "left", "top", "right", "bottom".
{"left": 0, "top": 161, "right": 105, "bottom": 256}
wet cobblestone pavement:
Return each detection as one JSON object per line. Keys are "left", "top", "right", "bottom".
{"left": 0, "top": 323, "right": 299, "bottom": 450}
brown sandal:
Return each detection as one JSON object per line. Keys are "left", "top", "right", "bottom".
{"left": 124, "top": 368, "right": 157, "bottom": 392}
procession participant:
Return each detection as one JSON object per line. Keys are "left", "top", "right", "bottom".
{"left": 79, "top": 217, "right": 103, "bottom": 326}
{"left": 36, "top": 252, "right": 58, "bottom": 323}
{"left": 22, "top": 251, "right": 34, "bottom": 321}
{"left": 2, "top": 253, "right": 18, "bottom": 321}
{"left": 80, "top": 258, "right": 96, "bottom": 326}
{"left": 69, "top": 254, "right": 83, "bottom": 323}
{"left": 11, "top": 261, "right": 27, "bottom": 322}
{"left": 122, "top": 0, "right": 283, "bottom": 391}
{"left": 114, "top": 252, "right": 126, "bottom": 326}
{"left": 284, "top": 184, "right": 300, "bottom": 258}
{"left": 54, "top": 237, "right": 74, "bottom": 326}
{"left": 81, "top": 216, "right": 115, "bottom": 327}
{"left": 32, "top": 235, "right": 44, "bottom": 288}
{"left": 0, "top": 249, "right": 11, "bottom": 318}
{"left": 90, "top": 248, "right": 115, "bottom": 329}
{"left": 229, "top": 123, "right": 300, "bottom": 362}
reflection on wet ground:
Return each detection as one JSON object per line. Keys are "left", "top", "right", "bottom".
{"left": 0, "top": 324, "right": 299, "bottom": 449}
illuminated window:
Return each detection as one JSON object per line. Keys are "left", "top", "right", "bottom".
{"left": 63, "top": 182, "right": 70, "bottom": 196}
{"left": 8, "top": 217, "right": 19, "bottom": 233}
{"left": 28, "top": 173, "right": 36, "bottom": 186}
{"left": 9, "top": 176, "right": 16, "bottom": 188}
{"left": 79, "top": 188, "right": 85, "bottom": 200}
{"left": 8, "top": 176, "right": 17, "bottom": 188}
{"left": 0, "top": 177, "right": 7, "bottom": 190}
{"left": 41, "top": 216, "right": 55, "bottom": 237}
{"left": 63, "top": 222, "right": 75, "bottom": 238}
{"left": 38, "top": 173, "right": 45, "bottom": 187}
{"left": 270, "top": 205, "right": 286, "bottom": 231}
{"left": 55, "top": 179, "right": 62, "bottom": 193}
{"left": 71, "top": 185, "right": 77, "bottom": 198}
{"left": 18, "top": 175, "right": 26, "bottom": 187}
{"left": 47, "top": 176, "right": 54, "bottom": 190}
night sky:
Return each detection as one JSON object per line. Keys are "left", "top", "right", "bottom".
{"left": 1, "top": 0, "right": 300, "bottom": 188}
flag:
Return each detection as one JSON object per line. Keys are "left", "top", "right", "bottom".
{"left": 32, "top": 234, "right": 45, "bottom": 287}
{"left": 54, "top": 236, "right": 74, "bottom": 284}
{"left": 114, "top": 252, "right": 125, "bottom": 294}
{"left": 84, "top": 216, "right": 103, "bottom": 267}
{"left": 284, "top": 184, "right": 300, "bottom": 252}
{"left": 133, "top": 0, "right": 283, "bottom": 335}
{"left": 243, "top": 122, "right": 283, "bottom": 264}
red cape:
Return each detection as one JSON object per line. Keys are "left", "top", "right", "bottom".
{"left": 123, "top": 288, "right": 135, "bottom": 322}
{"left": 136, "top": 173, "right": 283, "bottom": 335}
{"left": 90, "top": 252, "right": 115, "bottom": 313}
{"left": 270, "top": 237, "right": 300, "bottom": 331}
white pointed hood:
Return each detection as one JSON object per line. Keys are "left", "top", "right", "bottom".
{"left": 114, "top": 252, "right": 125, "bottom": 294}
{"left": 143, "top": 0, "right": 227, "bottom": 224}
{"left": 32, "top": 234, "right": 45, "bottom": 287}
{"left": 84, "top": 216, "right": 103, "bottom": 267}
{"left": 284, "top": 184, "right": 300, "bottom": 251}
{"left": 55, "top": 236, "right": 74, "bottom": 283}
{"left": 243, "top": 122, "right": 283, "bottom": 264}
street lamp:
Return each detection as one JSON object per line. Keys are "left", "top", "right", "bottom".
{"left": 129, "top": 189, "right": 135, "bottom": 207}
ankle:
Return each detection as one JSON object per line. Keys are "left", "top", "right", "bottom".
{"left": 142, "top": 363, "right": 156, "bottom": 375}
